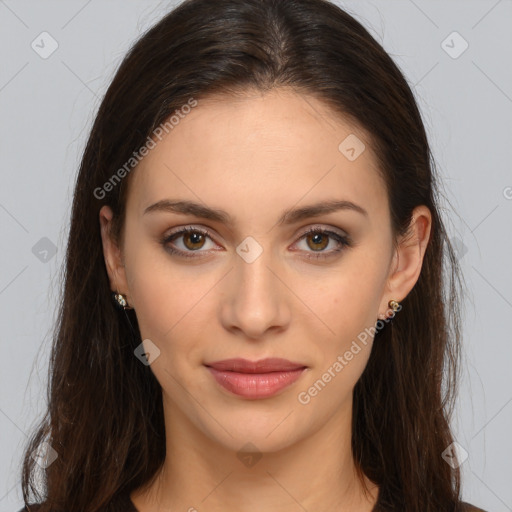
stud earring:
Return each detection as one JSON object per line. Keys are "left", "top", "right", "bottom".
{"left": 378, "top": 299, "right": 401, "bottom": 321}
{"left": 113, "top": 292, "right": 133, "bottom": 310}
{"left": 388, "top": 299, "right": 401, "bottom": 313}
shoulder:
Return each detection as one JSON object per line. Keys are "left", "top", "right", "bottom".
{"left": 461, "top": 502, "right": 488, "bottom": 512}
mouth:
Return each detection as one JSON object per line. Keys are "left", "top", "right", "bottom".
{"left": 204, "top": 358, "right": 308, "bottom": 399}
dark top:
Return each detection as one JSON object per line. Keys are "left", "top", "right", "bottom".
{"left": 17, "top": 494, "right": 489, "bottom": 511}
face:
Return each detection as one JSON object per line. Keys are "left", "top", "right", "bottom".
{"left": 100, "top": 87, "right": 429, "bottom": 454}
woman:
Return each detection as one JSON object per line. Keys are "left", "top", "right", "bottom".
{"left": 18, "top": 0, "right": 487, "bottom": 510}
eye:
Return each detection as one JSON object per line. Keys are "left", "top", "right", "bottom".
{"left": 292, "top": 227, "right": 351, "bottom": 260}
{"left": 160, "top": 225, "right": 352, "bottom": 261}
{"left": 161, "top": 226, "right": 218, "bottom": 258}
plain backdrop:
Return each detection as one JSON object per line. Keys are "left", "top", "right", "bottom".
{"left": 0, "top": 1, "right": 511, "bottom": 511}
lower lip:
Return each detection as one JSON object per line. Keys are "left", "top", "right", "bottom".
{"left": 206, "top": 366, "right": 307, "bottom": 399}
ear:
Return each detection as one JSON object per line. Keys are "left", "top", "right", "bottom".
{"left": 378, "top": 205, "right": 432, "bottom": 318}
{"left": 99, "top": 205, "right": 130, "bottom": 297}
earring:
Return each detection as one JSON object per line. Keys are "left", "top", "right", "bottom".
{"left": 378, "top": 299, "right": 401, "bottom": 321}
{"left": 113, "top": 292, "right": 133, "bottom": 310}
{"left": 388, "top": 299, "right": 401, "bottom": 313}
{"left": 385, "top": 299, "right": 401, "bottom": 321}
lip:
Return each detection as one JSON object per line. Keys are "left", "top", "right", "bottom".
{"left": 205, "top": 357, "right": 306, "bottom": 373}
{"left": 204, "top": 358, "right": 308, "bottom": 399}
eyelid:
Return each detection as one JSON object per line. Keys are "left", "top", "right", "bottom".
{"left": 164, "top": 225, "right": 216, "bottom": 240}
{"left": 295, "top": 223, "right": 349, "bottom": 239}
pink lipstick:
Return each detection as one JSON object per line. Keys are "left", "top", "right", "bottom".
{"left": 204, "top": 358, "right": 307, "bottom": 399}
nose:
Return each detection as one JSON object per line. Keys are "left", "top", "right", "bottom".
{"left": 219, "top": 245, "right": 291, "bottom": 340}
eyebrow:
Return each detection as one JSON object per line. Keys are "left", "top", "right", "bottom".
{"left": 143, "top": 198, "right": 368, "bottom": 225}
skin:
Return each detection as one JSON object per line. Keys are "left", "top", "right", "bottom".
{"left": 100, "top": 87, "right": 431, "bottom": 512}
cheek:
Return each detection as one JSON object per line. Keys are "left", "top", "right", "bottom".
{"left": 293, "top": 254, "right": 388, "bottom": 399}
{"left": 123, "top": 237, "right": 212, "bottom": 346}
{"left": 303, "top": 255, "right": 386, "bottom": 342}
{"left": 295, "top": 268, "right": 381, "bottom": 406}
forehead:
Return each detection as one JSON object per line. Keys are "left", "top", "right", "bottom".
{"left": 127, "top": 88, "right": 387, "bottom": 223}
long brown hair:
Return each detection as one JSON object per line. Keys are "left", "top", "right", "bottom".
{"left": 21, "top": 0, "right": 465, "bottom": 510}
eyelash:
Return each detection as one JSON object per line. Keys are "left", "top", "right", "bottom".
{"left": 160, "top": 226, "right": 351, "bottom": 261}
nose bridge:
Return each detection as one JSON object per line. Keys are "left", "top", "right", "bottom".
{"left": 222, "top": 234, "right": 289, "bottom": 337}
{"left": 234, "top": 234, "right": 278, "bottom": 302}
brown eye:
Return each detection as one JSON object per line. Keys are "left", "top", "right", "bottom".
{"left": 182, "top": 231, "right": 206, "bottom": 250}
{"left": 161, "top": 227, "right": 217, "bottom": 259}
{"left": 305, "top": 232, "right": 329, "bottom": 251}
{"left": 293, "top": 227, "right": 351, "bottom": 261}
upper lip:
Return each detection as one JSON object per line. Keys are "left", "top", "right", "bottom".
{"left": 205, "top": 358, "right": 307, "bottom": 373}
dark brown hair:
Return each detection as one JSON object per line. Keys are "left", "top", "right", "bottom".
{"left": 21, "top": 0, "right": 465, "bottom": 510}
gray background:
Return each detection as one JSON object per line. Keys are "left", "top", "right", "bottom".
{"left": 0, "top": 1, "right": 511, "bottom": 510}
